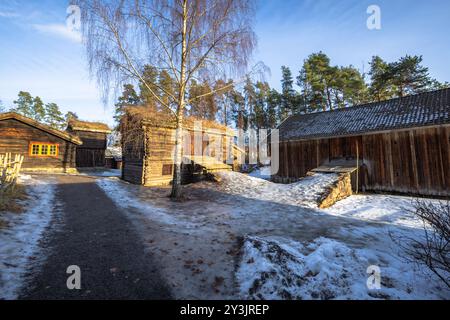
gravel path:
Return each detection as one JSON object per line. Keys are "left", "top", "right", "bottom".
{"left": 19, "top": 175, "right": 172, "bottom": 300}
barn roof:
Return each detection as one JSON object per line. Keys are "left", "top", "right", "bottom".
{"left": 0, "top": 112, "right": 83, "bottom": 145}
{"left": 279, "top": 88, "right": 450, "bottom": 141}
{"left": 67, "top": 118, "right": 111, "bottom": 133}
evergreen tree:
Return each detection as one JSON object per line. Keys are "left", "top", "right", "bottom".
{"left": 388, "top": 55, "right": 431, "bottom": 97}
{"left": 231, "top": 90, "right": 246, "bottom": 130}
{"left": 297, "top": 53, "right": 336, "bottom": 112}
{"left": 139, "top": 65, "right": 159, "bottom": 109}
{"left": 368, "top": 56, "right": 396, "bottom": 101}
{"left": 280, "top": 66, "right": 296, "bottom": 119}
{"left": 114, "top": 84, "right": 140, "bottom": 123}
{"left": 12, "top": 91, "right": 34, "bottom": 118}
{"left": 45, "top": 103, "right": 65, "bottom": 129}
{"left": 214, "top": 79, "right": 234, "bottom": 126}
{"left": 32, "top": 96, "right": 46, "bottom": 122}
{"left": 188, "top": 80, "right": 217, "bottom": 120}
{"left": 0, "top": 100, "right": 5, "bottom": 113}
{"left": 158, "top": 70, "right": 176, "bottom": 112}
{"left": 266, "top": 89, "right": 281, "bottom": 127}
{"left": 243, "top": 77, "right": 257, "bottom": 129}
{"left": 65, "top": 111, "right": 79, "bottom": 123}
{"left": 333, "top": 66, "right": 368, "bottom": 108}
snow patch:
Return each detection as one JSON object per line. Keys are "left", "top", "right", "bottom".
{"left": 237, "top": 236, "right": 449, "bottom": 300}
{"left": 0, "top": 175, "right": 57, "bottom": 300}
{"left": 216, "top": 171, "right": 340, "bottom": 208}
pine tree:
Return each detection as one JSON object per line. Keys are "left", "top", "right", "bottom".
{"left": 158, "top": 70, "right": 176, "bottom": 112}
{"left": 243, "top": 77, "right": 257, "bottom": 129}
{"left": 65, "top": 111, "right": 79, "bottom": 123}
{"left": 114, "top": 84, "right": 140, "bottom": 123}
{"left": 32, "top": 96, "right": 46, "bottom": 122}
{"left": 266, "top": 89, "right": 280, "bottom": 127}
{"left": 139, "top": 65, "right": 159, "bottom": 109}
{"left": 231, "top": 90, "right": 246, "bottom": 130}
{"left": 12, "top": 91, "right": 34, "bottom": 118}
{"left": 188, "top": 80, "right": 217, "bottom": 120}
{"left": 214, "top": 79, "right": 234, "bottom": 126}
{"left": 45, "top": 103, "right": 65, "bottom": 129}
{"left": 280, "top": 66, "right": 296, "bottom": 119}
{"left": 389, "top": 55, "right": 431, "bottom": 97}
{"left": 368, "top": 56, "right": 395, "bottom": 101}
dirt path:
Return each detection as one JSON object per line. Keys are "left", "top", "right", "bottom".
{"left": 19, "top": 175, "right": 172, "bottom": 300}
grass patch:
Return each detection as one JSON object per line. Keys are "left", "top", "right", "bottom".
{"left": 0, "top": 184, "right": 28, "bottom": 214}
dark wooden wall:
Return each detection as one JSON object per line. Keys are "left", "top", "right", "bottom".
{"left": 278, "top": 126, "right": 450, "bottom": 197}
{"left": 0, "top": 118, "right": 77, "bottom": 171}
{"left": 69, "top": 130, "right": 108, "bottom": 167}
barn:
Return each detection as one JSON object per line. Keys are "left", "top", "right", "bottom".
{"left": 66, "top": 118, "right": 111, "bottom": 168}
{"left": 276, "top": 88, "right": 450, "bottom": 197}
{"left": 120, "top": 107, "right": 241, "bottom": 186}
{"left": 0, "top": 112, "right": 82, "bottom": 173}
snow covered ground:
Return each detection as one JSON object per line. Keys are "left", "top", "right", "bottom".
{"left": 215, "top": 171, "right": 340, "bottom": 208}
{"left": 96, "top": 171, "right": 449, "bottom": 300}
{"left": 0, "top": 175, "right": 58, "bottom": 300}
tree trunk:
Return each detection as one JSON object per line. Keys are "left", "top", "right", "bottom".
{"left": 170, "top": 0, "right": 188, "bottom": 199}
{"left": 170, "top": 109, "right": 184, "bottom": 199}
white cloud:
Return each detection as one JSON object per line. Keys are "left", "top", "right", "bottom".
{"left": 32, "top": 23, "right": 82, "bottom": 43}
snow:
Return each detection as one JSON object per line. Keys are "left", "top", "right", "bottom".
{"left": 237, "top": 236, "right": 448, "bottom": 300}
{"left": 216, "top": 171, "right": 340, "bottom": 208}
{"left": 323, "top": 194, "right": 430, "bottom": 228}
{"left": 0, "top": 175, "right": 57, "bottom": 300}
{"left": 248, "top": 166, "right": 272, "bottom": 180}
{"left": 78, "top": 169, "right": 122, "bottom": 178}
{"left": 95, "top": 172, "right": 449, "bottom": 300}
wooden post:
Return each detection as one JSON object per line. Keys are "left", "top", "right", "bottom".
{"left": 356, "top": 141, "right": 359, "bottom": 194}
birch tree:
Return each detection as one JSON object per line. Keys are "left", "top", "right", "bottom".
{"left": 76, "top": 0, "right": 257, "bottom": 198}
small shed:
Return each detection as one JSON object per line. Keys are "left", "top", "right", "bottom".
{"left": 120, "top": 107, "right": 241, "bottom": 186}
{"left": 105, "top": 146, "right": 123, "bottom": 170}
{"left": 276, "top": 88, "right": 450, "bottom": 197}
{"left": 66, "top": 119, "right": 111, "bottom": 168}
{"left": 0, "top": 112, "right": 82, "bottom": 173}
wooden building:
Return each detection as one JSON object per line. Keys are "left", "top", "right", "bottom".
{"left": 0, "top": 112, "right": 82, "bottom": 173}
{"left": 276, "top": 88, "right": 450, "bottom": 197}
{"left": 120, "top": 107, "right": 241, "bottom": 186}
{"left": 66, "top": 119, "right": 111, "bottom": 168}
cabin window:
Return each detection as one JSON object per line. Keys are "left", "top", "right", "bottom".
{"left": 162, "top": 164, "right": 173, "bottom": 176}
{"left": 29, "top": 143, "right": 59, "bottom": 157}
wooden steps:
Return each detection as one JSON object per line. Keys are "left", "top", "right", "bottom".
{"left": 183, "top": 155, "right": 232, "bottom": 173}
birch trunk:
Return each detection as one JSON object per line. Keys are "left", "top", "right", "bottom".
{"left": 170, "top": 0, "right": 188, "bottom": 199}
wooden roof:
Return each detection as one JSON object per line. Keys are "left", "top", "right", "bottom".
{"left": 67, "top": 118, "right": 111, "bottom": 133}
{"left": 123, "top": 106, "right": 235, "bottom": 135}
{"left": 279, "top": 88, "right": 450, "bottom": 141}
{"left": 0, "top": 112, "right": 83, "bottom": 145}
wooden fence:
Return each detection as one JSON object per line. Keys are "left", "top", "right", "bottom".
{"left": 0, "top": 153, "right": 24, "bottom": 193}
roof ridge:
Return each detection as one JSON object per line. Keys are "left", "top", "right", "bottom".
{"left": 290, "top": 87, "right": 450, "bottom": 118}
{"left": 0, "top": 112, "right": 83, "bottom": 145}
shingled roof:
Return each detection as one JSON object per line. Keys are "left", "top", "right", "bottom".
{"left": 279, "top": 88, "right": 450, "bottom": 141}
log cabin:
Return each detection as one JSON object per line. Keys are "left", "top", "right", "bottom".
{"left": 120, "top": 107, "right": 242, "bottom": 186}
{"left": 276, "top": 88, "right": 450, "bottom": 197}
{"left": 0, "top": 112, "right": 82, "bottom": 173}
{"left": 66, "top": 118, "right": 111, "bottom": 168}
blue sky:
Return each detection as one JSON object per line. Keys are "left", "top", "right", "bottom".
{"left": 1, "top": 0, "right": 449, "bottom": 125}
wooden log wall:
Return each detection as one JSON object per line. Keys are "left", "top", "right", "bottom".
{"left": 122, "top": 124, "right": 234, "bottom": 186}
{"left": 0, "top": 118, "right": 77, "bottom": 172}
{"left": 278, "top": 126, "right": 450, "bottom": 197}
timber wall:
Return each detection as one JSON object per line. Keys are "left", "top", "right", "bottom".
{"left": 0, "top": 118, "right": 77, "bottom": 172}
{"left": 278, "top": 126, "right": 450, "bottom": 197}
